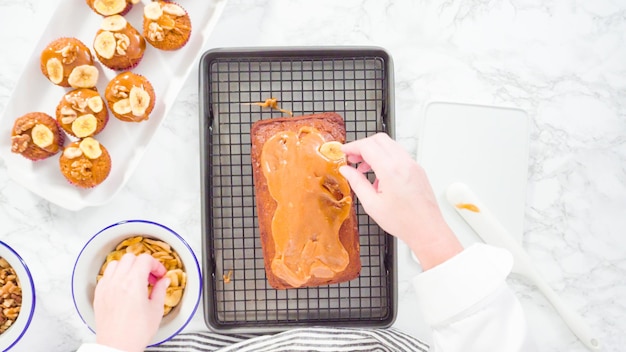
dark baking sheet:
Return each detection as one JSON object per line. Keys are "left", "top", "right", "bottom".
{"left": 199, "top": 47, "right": 397, "bottom": 333}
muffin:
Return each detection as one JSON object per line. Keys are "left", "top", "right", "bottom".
{"left": 11, "top": 112, "right": 64, "bottom": 161}
{"left": 40, "top": 37, "right": 99, "bottom": 88}
{"left": 59, "top": 138, "right": 111, "bottom": 188}
{"left": 56, "top": 89, "right": 109, "bottom": 138}
{"left": 104, "top": 72, "right": 155, "bottom": 122}
{"left": 86, "top": 0, "right": 139, "bottom": 16}
{"left": 143, "top": 1, "right": 192, "bottom": 51}
{"left": 93, "top": 15, "right": 146, "bottom": 71}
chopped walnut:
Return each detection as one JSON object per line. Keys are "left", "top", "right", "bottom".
{"left": 70, "top": 159, "right": 93, "bottom": 180}
{"left": 112, "top": 85, "right": 129, "bottom": 99}
{"left": 56, "top": 44, "right": 78, "bottom": 64}
{"left": 0, "top": 257, "right": 22, "bottom": 334}
{"left": 114, "top": 33, "right": 130, "bottom": 55}
{"left": 11, "top": 135, "right": 30, "bottom": 153}
{"left": 147, "top": 22, "right": 165, "bottom": 42}
{"left": 65, "top": 95, "right": 88, "bottom": 113}
{"left": 60, "top": 106, "right": 78, "bottom": 124}
{"left": 12, "top": 118, "right": 36, "bottom": 134}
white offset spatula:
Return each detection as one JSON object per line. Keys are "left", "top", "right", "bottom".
{"left": 446, "top": 182, "right": 600, "bottom": 351}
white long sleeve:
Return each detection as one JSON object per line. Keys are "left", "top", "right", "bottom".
{"left": 76, "top": 343, "right": 125, "bottom": 352}
{"left": 413, "top": 243, "right": 534, "bottom": 351}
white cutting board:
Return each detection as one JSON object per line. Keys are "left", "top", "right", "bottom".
{"left": 417, "top": 102, "right": 529, "bottom": 246}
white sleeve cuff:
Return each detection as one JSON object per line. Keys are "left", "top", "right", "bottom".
{"left": 76, "top": 343, "right": 126, "bottom": 352}
{"left": 412, "top": 243, "right": 513, "bottom": 326}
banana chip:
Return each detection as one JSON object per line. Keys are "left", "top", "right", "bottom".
{"left": 98, "top": 235, "right": 187, "bottom": 316}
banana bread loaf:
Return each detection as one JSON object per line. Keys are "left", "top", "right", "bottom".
{"left": 250, "top": 113, "right": 361, "bottom": 289}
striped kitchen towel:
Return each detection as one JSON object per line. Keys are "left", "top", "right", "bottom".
{"left": 146, "top": 327, "right": 428, "bottom": 352}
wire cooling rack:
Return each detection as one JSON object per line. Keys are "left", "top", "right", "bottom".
{"left": 199, "top": 47, "right": 396, "bottom": 333}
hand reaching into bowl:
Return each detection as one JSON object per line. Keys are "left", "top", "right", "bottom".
{"left": 93, "top": 253, "right": 170, "bottom": 352}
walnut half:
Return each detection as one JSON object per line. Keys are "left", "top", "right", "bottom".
{"left": 11, "top": 135, "right": 30, "bottom": 154}
{"left": 114, "top": 33, "right": 130, "bottom": 55}
{"left": 147, "top": 22, "right": 165, "bottom": 42}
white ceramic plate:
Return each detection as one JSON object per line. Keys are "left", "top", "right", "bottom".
{"left": 417, "top": 101, "right": 530, "bottom": 247}
{"left": 71, "top": 219, "right": 202, "bottom": 346}
{"left": 0, "top": 241, "right": 36, "bottom": 351}
{"left": 0, "top": 0, "right": 228, "bottom": 211}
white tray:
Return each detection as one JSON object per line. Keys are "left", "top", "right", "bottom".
{"left": 417, "top": 101, "right": 530, "bottom": 247}
{"left": 0, "top": 0, "right": 228, "bottom": 211}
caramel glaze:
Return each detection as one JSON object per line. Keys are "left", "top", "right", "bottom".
{"left": 118, "top": 24, "right": 145, "bottom": 60}
{"left": 97, "top": 24, "right": 146, "bottom": 69}
{"left": 40, "top": 38, "right": 93, "bottom": 86}
{"left": 104, "top": 72, "right": 154, "bottom": 122}
{"left": 57, "top": 89, "right": 107, "bottom": 136}
{"left": 261, "top": 127, "right": 352, "bottom": 288}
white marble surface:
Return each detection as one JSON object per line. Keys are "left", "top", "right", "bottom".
{"left": 1, "top": 0, "right": 625, "bottom": 351}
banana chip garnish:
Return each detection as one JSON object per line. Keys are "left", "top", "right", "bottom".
{"left": 98, "top": 235, "right": 187, "bottom": 316}
{"left": 319, "top": 141, "right": 346, "bottom": 162}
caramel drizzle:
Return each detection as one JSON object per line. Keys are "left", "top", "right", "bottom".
{"left": 244, "top": 98, "right": 293, "bottom": 116}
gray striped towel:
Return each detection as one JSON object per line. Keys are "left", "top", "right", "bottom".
{"left": 145, "top": 327, "right": 428, "bottom": 352}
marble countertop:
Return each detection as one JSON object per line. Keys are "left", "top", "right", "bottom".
{"left": 1, "top": 0, "right": 625, "bottom": 351}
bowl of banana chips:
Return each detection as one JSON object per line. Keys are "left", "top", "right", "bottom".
{"left": 71, "top": 219, "right": 201, "bottom": 346}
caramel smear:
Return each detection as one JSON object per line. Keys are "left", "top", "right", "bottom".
{"left": 456, "top": 203, "right": 480, "bottom": 212}
{"left": 244, "top": 97, "right": 293, "bottom": 116}
{"left": 261, "top": 127, "right": 351, "bottom": 287}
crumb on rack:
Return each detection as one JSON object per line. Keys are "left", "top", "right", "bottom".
{"left": 223, "top": 270, "right": 233, "bottom": 284}
{"left": 243, "top": 98, "right": 293, "bottom": 116}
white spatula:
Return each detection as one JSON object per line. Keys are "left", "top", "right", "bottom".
{"left": 446, "top": 182, "right": 600, "bottom": 351}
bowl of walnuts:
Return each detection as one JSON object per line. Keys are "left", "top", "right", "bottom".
{"left": 0, "top": 241, "right": 35, "bottom": 351}
{"left": 71, "top": 219, "right": 202, "bottom": 346}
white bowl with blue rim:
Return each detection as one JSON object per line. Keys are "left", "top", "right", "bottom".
{"left": 0, "top": 241, "right": 35, "bottom": 351}
{"left": 71, "top": 219, "right": 202, "bottom": 346}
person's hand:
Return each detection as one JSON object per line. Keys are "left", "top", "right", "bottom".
{"left": 339, "top": 133, "right": 462, "bottom": 270}
{"left": 93, "top": 252, "right": 170, "bottom": 352}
